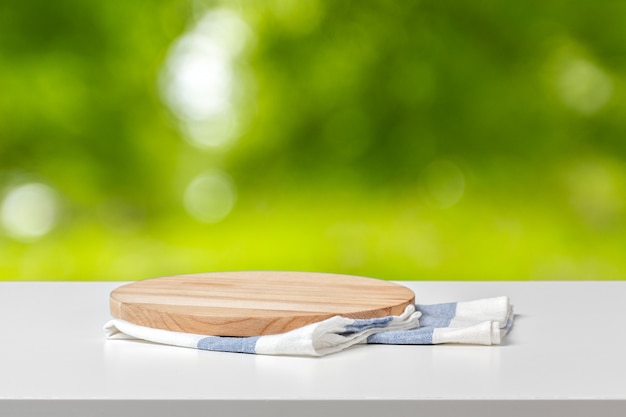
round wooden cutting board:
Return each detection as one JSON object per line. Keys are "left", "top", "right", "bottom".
{"left": 110, "top": 271, "right": 415, "bottom": 336}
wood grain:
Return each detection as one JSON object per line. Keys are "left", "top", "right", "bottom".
{"left": 109, "top": 271, "right": 415, "bottom": 336}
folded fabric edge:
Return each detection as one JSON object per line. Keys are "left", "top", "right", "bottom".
{"left": 103, "top": 297, "right": 514, "bottom": 355}
{"left": 255, "top": 305, "right": 421, "bottom": 356}
{"left": 452, "top": 296, "right": 512, "bottom": 328}
{"left": 104, "top": 319, "right": 205, "bottom": 349}
{"left": 367, "top": 298, "right": 514, "bottom": 346}
{"left": 103, "top": 305, "right": 422, "bottom": 357}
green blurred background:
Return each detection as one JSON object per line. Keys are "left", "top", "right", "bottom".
{"left": 1, "top": 0, "right": 625, "bottom": 281}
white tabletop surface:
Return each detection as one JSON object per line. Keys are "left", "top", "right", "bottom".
{"left": 1, "top": 280, "right": 625, "bottom": 416}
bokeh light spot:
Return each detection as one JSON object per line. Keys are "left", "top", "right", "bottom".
{"left": 164, "top": 37, "right": 232, "bottom": 121}
{"left": 184, "top": 171, "right": 237, "bottom": 223}
{"left": 563, "top": 159, "right": 624, "bottom": 226}
{"left": 160, "top": 8, "right": 252, "bottom": 150}
{"left": 1, "top": 183, "right": 60, "bottom": 242}
{"left": 558, "top": 58, "right": 613, "bottom": 115}
{"left": 423, "top": 160, "right": 465, "bottom": 209}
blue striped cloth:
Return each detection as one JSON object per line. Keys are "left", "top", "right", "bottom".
{"left": 104, "top": 296, "right": 513, "bottom": 357}
{"left": 368, "top": 296, "right": 513, "bottom": 346}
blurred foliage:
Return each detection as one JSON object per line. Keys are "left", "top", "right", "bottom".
{"left": 1, "top": 0, "right": 626, "bottom": 281}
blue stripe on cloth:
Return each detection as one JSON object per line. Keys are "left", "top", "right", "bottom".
{"left": 340, "top": 316, "right": 394, "bottom": 335}
{"left": 415, "top": 302, "right": 456, "bottom": 328}
{"left": 366, "top": 302, "right": 458, "bottom": 345}
{"left": 197, "top": 336, "right": 260, "bottom": 354}
{"left": 367, "top": 327, "right": 435, "bottom": 344}
{"left": 503, "top": 317, "right": 514, "bottom": 335}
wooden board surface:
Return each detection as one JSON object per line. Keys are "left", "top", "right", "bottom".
{"left": 109, "top": 271, "right": 415, "bottom": 336}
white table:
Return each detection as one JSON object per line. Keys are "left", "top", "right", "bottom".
{"left": 1, "top": 281, "right": 625, "bottom": 416}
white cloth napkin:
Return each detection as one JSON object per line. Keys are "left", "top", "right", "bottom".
{"left": 104, "top": 296, "right": 513, "bottom": 357}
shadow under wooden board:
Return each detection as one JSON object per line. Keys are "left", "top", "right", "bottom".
{"left": 109, "top": 271, "right": 415, "bottom": 336}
